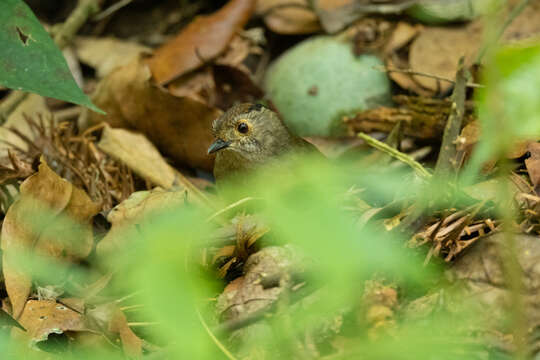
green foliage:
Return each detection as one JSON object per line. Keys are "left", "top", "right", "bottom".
{"left": 0, "top": 0, "right": 102, "bottom": 113}
{"left": 465, "top": 41, "right": 540, "bottom": 182}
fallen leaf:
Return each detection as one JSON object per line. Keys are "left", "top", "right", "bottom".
{"left": 74, "top": 36, "right": 151, "bottom": 78}
{"left": 0, "top": 308, "right": 25, "bottom": 330}
{"left": 409, "top": 25, "right": 481, "bottom": 93}
{"left": 109, "top": 307, "right": 142, "bottom": 357}
{"left": 17, "top": 300, "right": 86, "bottom": 342}
{"left": 257, "top": 0, "right": 320, "bottom": 34}
{"left": 502, "top": 1, "right": 540, "bottom": 43}
{"left": 449, "top": 232, "right": 540, "bottom": 332}
{"left": 0, "top": 94, "right": 50, "bottom": 157}
{"left": 383, "top": 22, "right": 422, "bottom": 55}
{"left": 408, "top": 2, "right": 540, "bottom": 94}
{"left": 525, "top": 142, "right": 540, "bottom": 193}
{"left": 86, "top": 302, "right": 142, "bottom": 357}
{"left": 96, "top": 188, "right": 187, "bottom": 257}
{"left": 1, "top": 159, "right": 100, "bottom": 319}
{"left": 90, "top": 56, "right": 221, "bottom": 171}
{"left": 457, "top": 121, "right": 535, "bottom": 162}
{"left": 98, "top": 125, "right": 212, "bottom": 208}
{"left": 98, "top": 126, "right": 177, "bottom": 189}
{"left": 147, "top": 0, "right": 256, "bottom": 85}
{"left": 314, "top": 0, "right": 358, "bottom": 33}
{"left": 167, "top": 34, "right": 264, "bottom": 109}
{"left": 212, "top": 64, "right": 264, "bottom": 109}
{"left": 0, "top": 149, "right": 34, "bottom": 185}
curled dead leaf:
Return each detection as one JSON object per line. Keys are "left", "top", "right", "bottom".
{"left": 147, "top": 0, "right": 256, "bottom": 85}
{"left": 90, "top": 56, "right": 221, "bottom": 171}
{"left": 1, "top": 159, "right": 100, "bottom": 319}
{"left": 75, "top": 36, "right": 151, "bottom": 78}
{"left": 86, "top": 302, "right": 142, "bottom": 357}
{"left": 96, "top": 188, "right": 187, "bottom": 257}
{"left": 257, "top": 0, "right": 320, "bottom": 34}
{"left": 525, "top": 142, "right": 540, "bottom": 193}
{"left": 16, "top": 300, "right": 86, "bottom": 342}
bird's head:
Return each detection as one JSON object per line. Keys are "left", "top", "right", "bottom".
{"left": 208, "top": 103, "right": 291, "bottom": 162}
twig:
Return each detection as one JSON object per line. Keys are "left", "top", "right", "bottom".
{"left": 376, "top": 66, "right": 483, "bottom": 89}
{"left": 475, "top": 0, "right": 531, "bottom": 64}
{"left": 0, "top": 91, "right": 29, "bottom": 123}
{"left": 53, "top": 106, "right": 82, "bottom": 122}
{"left": 434, "top": 57, "right": 470, "bottom": 176}
{"left": 358, "top": 132, "right": 432, "bottom": 180}
{"left": 127, "top": 321, "right": 160, "bottom": 327}
{"left": 93, "top": 0, "right": 133, "bottom": 21}
{"left": 197, "top": 308, "right": 238, "bottom": 360}
{"left": 54, "top": 0, "right": 103, "bottom": 48}
{"left": 205, "top": 197, "right": 260, "bottom": 222}
{"left": 211, "top": 282, "right": 317, "bottom": 337}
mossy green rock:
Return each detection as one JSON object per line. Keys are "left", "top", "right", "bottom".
{"left": 264, "top": 36, "right": 391, "bottom": 137}
{"left": 407, "top": 0, "right": 500, "bottom": 24}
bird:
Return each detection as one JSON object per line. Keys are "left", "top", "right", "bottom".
{"left": 208, "top": 103, "right": 321, "bottom": 183}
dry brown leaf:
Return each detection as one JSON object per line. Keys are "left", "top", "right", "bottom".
{"left": 525, "top": 142, "right": 540, "bottom": 193}
{"left": 167, "top": 34, "right": 264, "bottom": 110}
{"left": 16, "top": 300, "right": 86, "bottom": 342}
{"left": 0, "top": 308, "right": 24, "bottom": 330}
{"left": 90, "top": 56, "right": 221, "bottom": 171}
{"left": 86, "top": 302, "right": 142, "bottom": 357}
{"left": 1, "top": 159, "right": 100, "bottom": 319}
{"left": 257, "top": 0, "right": 320, "bottom": 34}
{"left": 502, "top": 1, "right": 540, "bottom": 43}
{"left": 109, "top": 307, "right": 142, "bottom": 357}
{"left": 75, "top": 36, "right": 151, "bottom": 78}
{"left": 0, "top": 150, "right": 34, "bottom": 185}
{"left": 409, "top": 25, "right": 481, "bottom": 94}
{"left": 212, "top": 64, "right": 264, "bottom": 109}
{"left": 147, "top": 0, "right": 256, "bottom": 85}
{"left": 98, "top": 126, "right": 212, "bottom": 209}
{"left": 0, "top": 94, "right": 51, "bottom": 157}
{"left": 385, "top": 58, "right": 433, "bottom": 96}
{"left": 384, "top": 22, "right": 422, "bottom": 55}
{"left": 457, "top": 121, "right": 535, "bottom": 161}
{"left": 98, "top": 126, "right": 177, "bottom": 189}
{"left": 408, "top": 2, "right": 540, "bottom": 94}
{"left": 96, "top": 188, "right": 187, "bottom": 257}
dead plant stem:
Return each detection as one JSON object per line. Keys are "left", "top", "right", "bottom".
{"left": 434, "top": 57, "right": 469, "bottom": 176}
{"left": 357, "top": 132, "right": 431, "bottom": 180}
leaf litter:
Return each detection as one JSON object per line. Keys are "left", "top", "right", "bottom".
{"left": 2, "top": 0, "right": 540, "bottom": 358}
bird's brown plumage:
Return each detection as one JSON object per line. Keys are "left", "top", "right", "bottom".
{"left": 208, "top": 103, "right": 320, "bottom": 183}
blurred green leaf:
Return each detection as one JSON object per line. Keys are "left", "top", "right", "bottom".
{"left": 465, "top": 41, "right": 540, "bottom": 181}
{"left": 0, "top": 0, "right": 103, "bottom": 113}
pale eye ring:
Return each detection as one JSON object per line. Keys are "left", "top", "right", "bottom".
{"left": 237, "top": 122, "right": 249, "bottom": 134}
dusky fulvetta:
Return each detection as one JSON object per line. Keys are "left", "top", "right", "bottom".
{"left": 208, "top": 103, "right": 322, "bottom": 184}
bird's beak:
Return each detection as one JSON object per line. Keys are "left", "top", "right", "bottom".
{"left": 207, "top": 138, "right": 231, "bottom": 154}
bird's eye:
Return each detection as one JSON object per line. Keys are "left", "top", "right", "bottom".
{"left": 237, "top": 122, "right": 249, "bottom": 134}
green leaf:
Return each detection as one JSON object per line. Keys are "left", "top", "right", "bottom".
{"left": 466, "top": 41, "right": 540, "bottom": 176}
{"left": 0, "top": 0, "right": 103, "bottom": 113}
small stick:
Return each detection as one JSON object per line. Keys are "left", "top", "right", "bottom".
{"left": 475, "top": 0, "right": 531, "bottom": 64}
{"left": 206, "top": 197, "right": 260, "bottom": 222}
{"left": 93, "top": 0, "right": 133, "bottom": 21}
{"left": 358, "top": 132, "right": 432, "bottom": 180}
{"left": 375, "top": 66, "right": 483, "bottom": 89}
{"left": 0, "top": 91, "right": 29, "bottom": 123}
{"left": 434, "top": 57, "right": 469, "bottom": 176}
{"left": 54, "top": 0, "right": 103, "bottom": 48}
{"left": 127, "top": 321, "right": 160, "bottom": 327}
